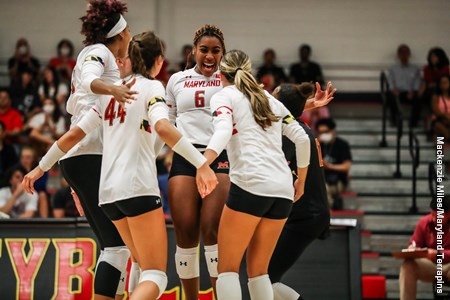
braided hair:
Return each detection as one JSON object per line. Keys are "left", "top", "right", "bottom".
{"left": 220, "top": 50, "right": 280, "bottom": 130}
{"left": 128, "top": 31, "right": 163, "bottom": 79}
{"left": 193, "top": 24, "right": 226, "bottom": 53}
{"left": 80, "top": 0, "right": 128, "bottom": 46}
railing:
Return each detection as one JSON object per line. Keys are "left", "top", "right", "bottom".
{"left": 380, "top": 70, "right": 404, "bottom": 178}
{"left": 408, "top": 130, "right": 420, "bottom": 213}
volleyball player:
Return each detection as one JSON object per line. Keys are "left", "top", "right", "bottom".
{"left": 201, "top": 50, "right": 311, "bottom": 300}
{"left": 33, "top": 1, "right": 135, "bottom": 299}
{"left": 23, "top": 31, "right": 218, "bottom": 299}
{"left": 165, "top": 24, "right": 229, "bottom": 299}
{"left": 269, "top": 83, "right": 335, "bottom": 300}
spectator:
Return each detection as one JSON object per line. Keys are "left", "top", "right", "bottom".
{"left": 0, "top": 121, "right": 19, "bottom": 184}
{"left": 10, "top": 69, "right": 41, "bottom": 121}
{"left": 256, "top": 49, "right": 287, "bottom": 92}
{"left": 28, "top": 97, "right": 66, "bottom": 157}
{"left": 0, "top": 166, "right": 38, "bottom": 218}
{"left": 399, "top": 196, "right": 450, "bottom": 300}
{"left": 316, "top": 118, "right": 352, "bottom": 210}
{"left": 431, "top": 75, "right": 450, "bottom": 142}
{"left": 8, "top": 38, "right": 40, "bottom": 87}
{"left": 387, "top": 44, "right": 422, "bottom": 127}
{"left": 177, "top": 44, "right": 196, "bottom": 71}
{"left": 0, "top": 89, "right": 23, "bottom": 143}
{"left": 15, "top": 147, "right": 49, "bottom": 218}
{"left": 38, "top": 66, "right": 69, "bottom": 116}
{"left": 421, "top": 47, "right": 450, "bottom": 101}
{"left": 48, "top": 39, "right": 77, "bottom": 83}
{"left": 52, "top": 178, "right": 79, "bottom": 218}
{"left": 289, "top": 44, "right": 324, "bottom": 86}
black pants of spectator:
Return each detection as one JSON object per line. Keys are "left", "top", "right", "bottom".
{"left": 388, "top": 91, "right": 422, "bottom": 127}
{"left": 60, "top": 155, "right": 124, "bottom": 248}
{"left": 268, "top": 212, "right": 330, "bottom": 283}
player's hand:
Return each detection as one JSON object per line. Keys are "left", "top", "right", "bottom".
{"left": 22, "top": 166, "right": 45, "bottom": 195}
{"left": 293, "top": 179, "right": 305, "bottom": 202}
{"left": 196, "top": 164, "right": 218, "bottom": 198}
{"left": 311, "top": 81, "right": 336, "bottom": 108}
{"left": 112, "top": 78, "right": 138, "bottom": 109}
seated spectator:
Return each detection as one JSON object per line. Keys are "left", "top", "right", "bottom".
{"left": 421, "top": 47, "right": 450, "bottom": 103}
{"left": 316, "top": 118, "right": 352, "bottom": 210}
{"left": 0, "top": 121, "right": 19, "bottom": 184}
{"left": 0, "top": 89, "right": 23, "bottom": 144}
{"left": 15, "top": 147, "right": 49, "bottom": 218}
{"left": 0, "top": 166, "right": 38, "bottom": 218}
{"left": 399, "top": 196, "right": 450, "bottom": 300}
{"left": 38, "top": 66, "right": 69, "bottom": 116}
{"left": 48, "top": 39, "right": 76, "bottom": 83}
{"left": 290, "top": 44, "right": 324, "bottom": 86}
{"left": 177, "top": 44, "right": 196, "bottom": 71}
{"left": 10, "top": 69, "right": 41, "bottom": 121}
{"left": 431, "top": 75, "right": 450, "bottom": 142}
{"left": 387, "top": 44, "right": 421, "bottom": 127}
{"left": 8, "top": 38, "right": 40, "bottom": 87}
{"left": 256, "top": 49, "right": 287, "bottom": 92}
{"left": 52, "top": 178, "right": 79, "bottom": 218}
{"left": 28, "top": 97, "right": 66, "bottom": 156}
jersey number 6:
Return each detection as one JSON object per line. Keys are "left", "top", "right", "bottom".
{"left": 104, "top": 98, "right": 126, "bottom": 126}
{"left": 195, "top": 90, "right": 205, "bottom": 107}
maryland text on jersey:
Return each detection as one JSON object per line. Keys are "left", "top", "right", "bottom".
{"left": 183, "top": 79, "right": 221, "bottom": 88}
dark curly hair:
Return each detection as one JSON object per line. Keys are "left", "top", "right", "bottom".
{"left": 277, "top": 83, "right": 315, "bottom": 117}
{"left": 80, "top": 0, "right": 128, "bottom": 46}
{"left": 193, "top": 24, "right": 226, "bottom": 53}
{"left": 129, "top": 32, "right": 163, "bottom": 79}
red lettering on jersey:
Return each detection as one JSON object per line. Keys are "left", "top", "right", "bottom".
{"left": 199, "top": 288, "right": 215, "bottom": 299}
{"left": 217, "top": 161, "right": 229, "bottom": 169}
{"left": 315, "top": 138, "right": 324, "bottom": 167}
{"left": 6, "top": 238, "right": 50, "bottom": 300}
{"left": 232, "top": 122, "right": 238, "bottom": 135}
{"left": 52, "top": 238, "right": 96, "bottom": 300}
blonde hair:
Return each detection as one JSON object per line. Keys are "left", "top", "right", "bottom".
{"left": 220, "top": 50, "right": 280, "bottom": 129}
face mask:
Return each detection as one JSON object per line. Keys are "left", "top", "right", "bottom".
{"left": 60, "top": 47, "right": 70, "bottom": 56}
{"left": 18, "top": 45, "right": 28, "bottom": 55}
{"left": 319, "top": 132, "right": 333, "bottom": 144}
{"left": 43, "top": 104, "right": 55, "bottom": 114}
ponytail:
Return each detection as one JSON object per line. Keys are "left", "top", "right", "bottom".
{"left": 128, "top": 31, "right": 163, "bottom": 79}
{"left": 220, "top": 50, "right": 280, "bottom": 129}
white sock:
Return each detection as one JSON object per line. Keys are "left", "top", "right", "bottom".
{"left": 248, "top": 274, "right": 273, "bottom": 300}
{"left": 272, "top": 282, "right": 300, "bottom": 300}
{"left": 217, "top": 272, "right": 241, "bottom": 300}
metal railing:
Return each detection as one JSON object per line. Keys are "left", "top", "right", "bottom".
{"left": 408, "top": 130, "right": 420, "bottom": 213}
{"left": 380, "top": 71, "right": 404, "bottom": 178}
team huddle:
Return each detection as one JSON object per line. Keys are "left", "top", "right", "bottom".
{"left": 21, "top": 1, "right": 336, "bottom": 300}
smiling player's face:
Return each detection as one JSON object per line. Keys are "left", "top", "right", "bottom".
{"left": 194, "top": 36, "right": 223, "bottom": 78}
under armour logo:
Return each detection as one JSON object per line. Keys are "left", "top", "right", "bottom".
{"left": 120, "top": 277, "right": 125, "bottom": 282}
{"left": 156, "top": 198, "right": 161, "bottom": 204}
{"left": 210, "top": 258, "right": 218, "bottom": 263}
{"left": 180, "top": 261, "right": 187, "bottom": 266}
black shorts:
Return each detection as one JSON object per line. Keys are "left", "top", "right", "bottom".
{"left": 101, "top": 196, "right": 162, "bottom": 221}
{"left": 169, "top": 148, "right": 229, "bottom": 178}
{"left": 226, "top": 183, "right": 292, "bottom": 219}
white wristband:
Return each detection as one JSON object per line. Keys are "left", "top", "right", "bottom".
{"left": 172, "top": 137, "right": 207, "bottom": 169}
{"left": 39, "top": 142, "right": 66, "bottom": 171}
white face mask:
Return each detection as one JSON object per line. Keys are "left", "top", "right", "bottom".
{"left": 43, "top": 104, "right": 55, "bottom": 114}
{"left": 60, "top": 47, "right": 70, "bottom": 56}
{"left": 319, "top": 132, "right": 333, "bottom": 144}
{"left": 18, "top": 45, "right": 28, "bottom": 55}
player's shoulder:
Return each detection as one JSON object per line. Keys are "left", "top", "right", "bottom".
{"left": 79, "top": 44, "right": 112, "bottom": 64}
{"left": 167, "top": 69, "right": 192, "bottom": 85}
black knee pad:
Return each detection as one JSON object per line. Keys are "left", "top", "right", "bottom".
{"left": 94, "top": 261, "right": 121, "bottom": 298}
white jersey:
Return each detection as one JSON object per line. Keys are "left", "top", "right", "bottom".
{"left": 63, "top": 43, "right": 119, "bottom": 159}
{"left": 77, "top": 75, "right": 167, "bottom": 205}
{"left": 207, "top": 85, "right": 311, "bottom": 201}
{"left": 166, "top": 68, "right": 222, "bottom": 149}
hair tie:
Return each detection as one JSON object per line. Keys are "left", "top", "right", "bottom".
{"left": 236, "top": 67, "right": 242, "bottom": 72}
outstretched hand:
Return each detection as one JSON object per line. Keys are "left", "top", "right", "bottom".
{"left": 311, "top": 81, "right": 336, "bottom": 109}
{"left": 113, "top": 77, "right": 138, "bottom": 109}
{"left": 22, "top": 166, "right": 45, "bottom": 195}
